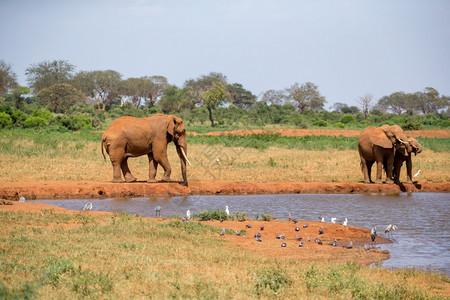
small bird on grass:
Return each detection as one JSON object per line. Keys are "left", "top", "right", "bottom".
{"left": 314, "top": 237, "right": 322, "bottom": 245}
{"left": 295, "top": 226, "right": 300, "bottom": 231}
{"left": 343, "top": 241, "right": 353, "bottom": 249}
{"left": 235, "top": 230, "right": 241, "bottom": 236}
{"left": 281, "top": 242, "right": 287, "bottom": 247}
{"left": 331, "top": 239, "right": 338, "bottom": 247}
{"left": 296, "top": 235, "right": 302, "bottom": 241}
{"left": 246, "top": 224, "right": 253, "bottom": 228}
{"left": 260, "top": 225, "right": 264, "bottom": 231}
{"left": 254, "top": 232, "right": 262, "bottom": 239}
{"left": 303, "top": 223, "right": 308, "bottom": 228}
{"left": 220, "top": 228, "right": 226, "bottom": 236}
{"left": 298, "top": 241, "right": 304, "bottom": 247}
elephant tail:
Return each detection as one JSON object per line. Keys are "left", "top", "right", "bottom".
{"left": 101, "top": 136, "right": 106, "bottom": 161}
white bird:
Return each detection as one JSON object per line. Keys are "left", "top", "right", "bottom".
{"left": 215, "top": 158, "right": 220, "bottom": 163}
{"left": 225, "top": 206, "right": 230, "bottom": 216}
{"left": 385, "top": 224, "right": 398, "bottom": 238}
{"left": 321, "top": 217, "right": 325, "bottom": 222}
{"left": 154, "top": 206, "right": 161, "bottom": 217}
{"left": 331, "top": 217, "right": 337, "bottom": 224}
{"left": 19, "top": 196, "right": 25, "bottom": 202}
{"left": 83, "top": 202, "right": 93, "bottom": 211}
{"left": 220, "top": 228, "right": 226, "bottom": 236}
{"left": 413, "top": 170, "right": 421, "bottom": 178}
{"left": 342, "top": 218, "right": 348, "bottom": 226}
{"left": 186, "top": 209, "right": 191, "bottom": 220}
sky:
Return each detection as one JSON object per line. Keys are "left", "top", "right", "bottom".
{"left": 1, "top": 0, "right": 449, "bottom": 108}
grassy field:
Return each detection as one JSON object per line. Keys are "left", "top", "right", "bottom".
{"left": 0, "top": 129, "right": 449, "bottom": 183}
{"left": 1, "top": 211, "right": 448, "bottom": 299}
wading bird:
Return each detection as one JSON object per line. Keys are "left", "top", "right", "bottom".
{"left": 413, "top": 170, "right": 421, "bottom": 178}
{"left": 186, "top": 209, "right": 191, "bottom": 220}
{"left": 83, "top": 202, "right": 93, "bottom": 211}
{"left": 225, "top": 206, "right": 230, "bottom": 216}
{"left": 320, "top": 216, "right": 325, "bottom": 222}
{"left": 342, "top": 218, "right": 348, "bottom": 226}
{"left": 154, "top": 206, "right": 161, "bottom": 217}
{"left": 385, "top": 224, "right": 398, "bottom": 238}
{"left": 331, "top": 217, "right": 336, "bottom": 224}
{"left": 371, "top": 226, "right": 377, "bottom": 243}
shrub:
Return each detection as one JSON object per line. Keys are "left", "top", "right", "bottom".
{"left": 72, "top": 116, "right": 92, "bottom": 130}
{"left": 439, "top": 120, "right": 450, "bottom": 128}
{"left": 253, "top": 266, "right": 291, "bottom": 296}
{"left": 260, "top": 213, "right": 273, "bottom": 221}
{"left": 0, "top": 112, "right": 13, "bottom": 128}
{"left": 24, "top": 116, "right": 47, "bottom": 128}
{"left": 32, "top": 109, "right": 53, "bottom": 122}
{"left": 313, "top": 120, "right": 327, "bottom": 127}
{"left": 195, "top": 209, "right": 229, "bottom": 221}
{"left": 333, "top": 122, "right": 345, "bottom": 128}
{"left": 340, "top": 114, "right": 355, "bottom": 124}
{"left": 403, "top": 120, "right": 423, "bottom": 130}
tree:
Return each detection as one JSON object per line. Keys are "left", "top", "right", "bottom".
{"left": 227, "top": 83, "right": 256, "bottom": 109}
{"left": 415, "top": 87, "right": 449, "bottom": 114}
{"left": 158, "top": 85, "right": 192, "bottom": 113}
{"left": 286, "top": 82, "right": 326, "bottom": 114}
{"left": 25, "top": 60, "right": 75, "bottom": 94}
{"left": 72, "top": 70, "right": 121, "bottom": 111}
{"left": 357, "top": 94, "right": 374, "bottom": 119}
{"left": 121, "top": 76, "right": 168, "bottom": 107}
{"left": 12, "top": 86, "right": 30, "bottom": 110}
{"left": 37, "top": 83, "right": 85, "bottom": 114}
{"left": 203, "top": 82, "right": 227, "bottom": 127}
{"left": 0, "top": 60, "right": 17, "bottom": 96}
{"left": 332, "top": 102, "right": 348, "bottom": 113}
{"left": 261, "top": 89, "right": 285, "bottom": 105}
{"left": 184, "top": 72, "right": 228, "bottom": 107}
{"left": 378, "top": 92, "right": 416, "bottom": 115}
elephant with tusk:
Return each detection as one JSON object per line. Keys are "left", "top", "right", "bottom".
{"left": 358, "top": 124, "right": 412, "bottom": 184}
{"left": 393, "top": 137, "right": 423, "bottom": 184}
{"left": 101, "top": 114, "right": 190, "bottom": 186}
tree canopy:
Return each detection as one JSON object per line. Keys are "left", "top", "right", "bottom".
{"left": 286, "top": 82, "right": 326, "bottom": 114}
{"left": 37, "top": 83, "right": 85, "bottom": 114}
{"left": 26, "top": 60, "right": 75, "bottom": 94}
{"left": 0, "top": 60, "right": 18, "bottom": 96}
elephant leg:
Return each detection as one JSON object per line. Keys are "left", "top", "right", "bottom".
{"left": 406, "top": 157, "right": 413, "bottom": 183}
{"left": 360, "top": 156, "right": 372, "bottom": 184}
{"left": 375, "top": 161, "right": 384, "bottom": 184}
{"left": 366, "top": 162, "right": 374, "bottom": 183}
{"left": 121, "top": 157, "right": 137, "bottom": 182}
{"left": 109, "top": 148, "right": 125, "bottom": 183}
{"left": 147, "top": 153, "right": 158, "bottom": 183}
{"left": 393, "top": 158, "right": 402, "bottom": 184}
{"left": 153, "top": 144, "right": 171, "bottom": 182}
{"left": 385, "top": 155, "right": 394, "bottom": 184}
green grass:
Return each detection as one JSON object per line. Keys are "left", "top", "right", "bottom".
{"left": 188, "top": 133, "right": 450, "bottom": 152}
{"left": 0, "top": 210, "right": 448, "bottom": 299}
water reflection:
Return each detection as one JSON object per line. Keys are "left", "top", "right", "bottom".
{"left": 30, "top": 192, "right": 449, "bottom": 275}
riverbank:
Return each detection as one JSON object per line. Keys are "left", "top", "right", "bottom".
{"left": 0, "top": 180, "right": 449, "bottom": 200}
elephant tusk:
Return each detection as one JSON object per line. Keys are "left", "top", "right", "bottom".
{"left": 180, "top": 147, "right": 192, "bottom": 166}
{"left": 398, "top": 138, "right": 408, "bottom": 144}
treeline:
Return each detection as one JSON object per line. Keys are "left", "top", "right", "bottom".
{"left": 0, "top": 59, "right": 449, "bottom": 131}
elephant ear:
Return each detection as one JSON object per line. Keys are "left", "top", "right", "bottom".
{"left": 166, "top": 115, "right": 185, "bottom": 136}
{"left": 370, "top": 129, "right": 393, "bottom": 148}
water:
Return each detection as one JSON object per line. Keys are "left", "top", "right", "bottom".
{"left": 30, "top": 193, "right": 450, "bottom": 275}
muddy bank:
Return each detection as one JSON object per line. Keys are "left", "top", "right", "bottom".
{"left": 0, "top": 180, "right": 448, "bottom": 200}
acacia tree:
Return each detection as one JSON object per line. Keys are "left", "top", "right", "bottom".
{"left": 72, "top": 70, "right": 121, "bottom": 111}
{"left": 37, "top": 83, "right": 85, "bottom": 114}
{"left": 357, "top": 94, "right": 374, "bottom": 119}
{"left": 121, "top": 76, "right": 168, "bottom": 107}
{"left": 286, "top": 82, "right": 326, "bottom": 114}
{"left": 378, "top": 92, "right": 415, "bottom": 115}
{"left": 203, "top": 82, "right": 227, "bottom": 127}
{"left": 184, "top": 72, "right": 228, "bottom": 107}
{"left": 261, "top": 89, "right": 285, "bottom": 105}
{"left": 25, "top": 60, "right": 75, "bottom": 94}
{"left": 227, "top": 83, "right": 256, "bottom": 109}
{"left": 0, "top": 60, "right": 17, "bottom": 96}
{"left": 415, "top": 87, "right": 449, "bottom": 114}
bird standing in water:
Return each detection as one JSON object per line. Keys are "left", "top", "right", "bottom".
{"left": 225, "top": 206, "right": 230, "bottom": 216}
{"left": 83, "top": 202, "right": 93, "bottom": 211}
{"left": 154, "top": 206, "right": 161, "bottom": 217}
{"left": 342, "top": 218, "right": 348, "bottom": 226}
{"left": 385, "top": 224, "right": 398, "bottom": 238}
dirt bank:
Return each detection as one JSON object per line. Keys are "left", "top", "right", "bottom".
{"left": 1, "top": 201, "right": 390, "bottom": 265}
{"left": 0, "top": 180, "right": 448, "bottom": 200}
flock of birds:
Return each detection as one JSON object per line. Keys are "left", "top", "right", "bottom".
{"left": 79, "top": 202, "right": 398, "bottom": 248}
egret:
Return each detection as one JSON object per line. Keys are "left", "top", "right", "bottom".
{"left": 371, "top": 226, "right": 377, "bottom": 243}
{"left": 215, "top": 158, "right": 220, "bottom": 163}
{"left": 331, "top": 217, "right": 336, "bottom": 224}
{"left": 83, "top": 202, "right": 93, "bottom": 211}
{"left": 342, "top": 218, "right": 348, "bottom": 226}
{"left": 320, "top": 216, "right": 325, "bottom": 222}
{"left": 154, "top": 206, "right": 161, "bottom": 217}
{"left": 220, "top": 228, "right": 226, "bottom": 236}
{"left": 225, "top": 206, "right": 230, "bottom": 216}
{"left": 186, "top": 209, "right": 191, "bottom": 220}
{"left": 413, "top": 170, "right": 421, "bottom": 178}
{"left": 385, "top": 224, "right": 398, "bottom": 238}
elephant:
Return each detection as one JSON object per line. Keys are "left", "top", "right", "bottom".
{"left": 393, "top": 137, "right": 422, "bottom": 183}
{"left": 101, "top": 114, "right": 190, "bottom": 186}
{"left": 358, "top": 125, "right": 412, "bottom": 184}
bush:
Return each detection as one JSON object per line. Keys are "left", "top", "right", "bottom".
{"left": 333, "top": 122, "right": 345, "bottom": 128}
{"left": 195, "top": 209, "right": 229, "bottom": 221}
{"left": 439, "top": 120, "right": 450, "bottom": 128}
{"left": 72, "top": 116, "right": 92, "bottom": 130}
{"left": 0, "top": 112, "right": 13, "bottom": 128}
{"left": 24, "top": 116, "right": 48, "bottom": 128}
{"left": 32, "top": 109, "right": 53, "bottom": 122}
{"left": 340, "top": 114, "right": 355, "bottom": 124}
{"left": 313, "top": 120, "right": 327, "bottom": 127}
{"left": 403, "top": 120, "right": 423, "bottom": 130}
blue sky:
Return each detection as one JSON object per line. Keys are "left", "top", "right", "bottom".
{"left": 1, "top": 0, "right": 449, "bottom": 108}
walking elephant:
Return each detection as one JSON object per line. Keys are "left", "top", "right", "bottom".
{"left": 358, "top": 125, "right": 411, "bottom": 184}
{"left": 101, "top": 114, "right": 190, "bottom": 186}
{"left": 393, "top": 137, "right": 422, "bottom": 183}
